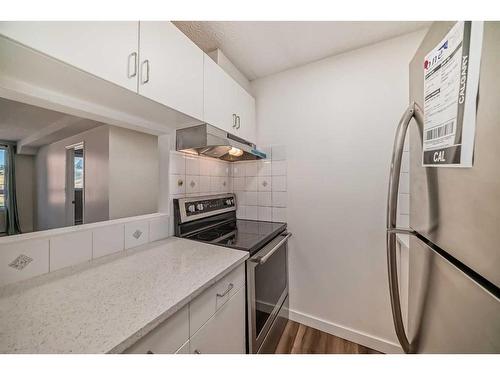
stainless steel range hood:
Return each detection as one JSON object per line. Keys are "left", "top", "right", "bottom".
{"left": 176, "top": 124, "right": 266, "bottom": 161}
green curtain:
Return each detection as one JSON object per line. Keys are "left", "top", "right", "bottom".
{"left": 4, "top": 144, "right": 21, "bottom": 235}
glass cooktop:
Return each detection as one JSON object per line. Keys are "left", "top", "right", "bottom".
{"left": 186, "top": 219, "right": 286, "bottom": 254}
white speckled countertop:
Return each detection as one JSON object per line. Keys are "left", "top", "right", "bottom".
{"left": 0, "top": 237, "right": 248, "bottom": 354}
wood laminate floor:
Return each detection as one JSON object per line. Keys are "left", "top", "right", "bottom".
{"left": 275, "top": 321, "right": 382, "bottom": 354}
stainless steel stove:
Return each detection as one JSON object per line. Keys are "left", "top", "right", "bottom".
{"left": 173, "top": 193, "right": 291, "bottom": 354}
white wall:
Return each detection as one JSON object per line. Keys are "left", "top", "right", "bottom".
{"left": 108, "top": 127, "right": 159, "bottom": 219}
{"left": 251, "top": 29, "right": 426, "bottom": 351}
{"left": 36, "top": 126, "right": 110, "bottom": 230}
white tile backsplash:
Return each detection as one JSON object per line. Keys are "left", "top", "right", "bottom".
{"left": 258, "top": 192, "right": 272, "bottom": 207}
{"left": 245, "top": 162, "right": 258, "bottom": 177}
{"left": 92, "top": 224, "right": 125, "bottom": 259}
{"left": 232, "top": 164, "right": 245, "bottom": 178}
{"left": 272, "top": 192, "right": 287, "bottom": 207}
{"left": 245, "top": 176, "right": 258, "bottom": 191}
{"left": 235, "top": 191, "right": 246, "bottom": 206}
{"left": 169, "top": 146, "right": 287, "bottom": 228}
{"left": 258, "top": 207, "right": 273, "bottom": 221}
{"left": 246, "top": 206, "right": 258, "bottom": 220}
{"left": 233, "top": 177, "right": 245, "bottom": 191}
{"left": 199, "top": 176, "right": 210, "bottom": 193}
{"left": 228, "top": 145, "right": 288, "bottom": 222}
{"left": 199, "top": 157, "right": 211, "bottom": 176}
{"left": 236, "top": 205, "right": 246, "bottom": 219}
{"left": 185, "top": 156, "right": 200, "bottom": 175}
{"left": 0, "top": 239, "right": 49, "bottom": 286}
{"left": 272, "top": 176, "right": 287, "bottom": 192}
{"left": 124, "top": 221, "right": 149, "bottom": 249}
{"left": 149, "top": 216, "right": 170, "bottom": 242}
{"left": 169, "top": 152, "right": 185, "bottom": 175}
{"left": 50, "top": 231, "right": 93, "bottom": 271}
{"left": 246, "top": 191, "right": 258, "bottom": 206}
{"left": 258, "top": 160, "right": 272, "bottom": 176}
{"left": 258, "top": 176, "right": 272, "bottom": 192}
{"left": 272, "top": 207, "right": 287, "bottom": 222}
{"left": 186, "top": 175, "right": 200, "bottom": 194}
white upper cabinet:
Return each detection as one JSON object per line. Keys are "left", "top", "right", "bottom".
{"left": 138, "top": 22, "right": 204, "bottom": 120}
{"left": 204, "top": 55, "right": 256, "bottom": 144}
{"left": 236, "top": 88, "right": 256, "bottom": 144}
{"left": 0, "top": 21, "right": 139, "bottom": 92}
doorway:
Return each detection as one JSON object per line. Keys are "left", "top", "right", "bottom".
{"left": 66, "top": 143, "right": 85, "bottom": 226}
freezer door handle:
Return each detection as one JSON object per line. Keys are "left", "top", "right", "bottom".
{"left": 386, "top": 102, "right": 423, "bottom": 354}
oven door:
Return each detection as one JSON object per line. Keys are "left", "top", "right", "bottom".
{"left": 247, "top": 232, "right": 291, "bottom": 353}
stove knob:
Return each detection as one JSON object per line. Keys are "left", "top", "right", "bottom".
{"left": 196, "top": 203, "right": 204, "bottom": 211}
{"left": 226, "top": 199, "right": 232, "bottom": 206}
{"left": 187, "top": 204, "right": 196, "bottom": 213}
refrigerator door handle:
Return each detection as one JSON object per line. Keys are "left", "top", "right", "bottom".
{"left": 386, "top": 102, "right": 423, "bottom": 354}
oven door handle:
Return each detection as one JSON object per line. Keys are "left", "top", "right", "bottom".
{"left": 250, "top": 232, "right": 292, "bottom": 265}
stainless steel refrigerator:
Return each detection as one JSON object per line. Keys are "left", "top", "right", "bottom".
{"left": 386, "top": 21, "right": 500, "bottom": 353}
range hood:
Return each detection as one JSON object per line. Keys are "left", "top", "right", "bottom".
{"left": 176, "top": 124, "right": 266, "bottom": 161}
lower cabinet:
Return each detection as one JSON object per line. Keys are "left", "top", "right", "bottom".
{"left": 123, "top": 305, "right": 189, "bottom": 354}
{"left": 123, "top": 264, "right": 246, "bottom": 354}
{"left": 189, "top": 286, "right": 246, "bottom": 354}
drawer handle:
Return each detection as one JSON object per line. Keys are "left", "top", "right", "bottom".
{"left": 194, "top": 349, "right": 201, "bottom": 354}
{"left": 216, "top": 283, "right": 234, "bottom": 298}
{"left": 128, "top": 52, "right": 138, "bottom": 78}
{"left": 141, "top": 59, "right": 150, "bottom": 84}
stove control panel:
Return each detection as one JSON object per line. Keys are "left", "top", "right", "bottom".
{"left": 182, "top": 194, "right": 236, "bottom": 218}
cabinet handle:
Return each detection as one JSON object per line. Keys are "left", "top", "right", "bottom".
{"left": 146, "top": 350, "right": 154, "bottom": 354}
{"left": 141, "top": 60, "right": 150, "bottom": 84}
{"left": 194, "top": 349, "right": 201, "bottom": 354}
{"left": 216, "top": 283, "right": 234, "bottom": 297}
{"left": 232, "top": 113, "right": 237, "bottom": 128}
{"left": 127, "top": 52, "right": 138, "bottom": 78}
{"left": 236, "top": 116, "right": 241, "bottom": 129}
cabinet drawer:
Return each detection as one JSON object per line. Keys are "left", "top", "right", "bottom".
{"left": 189, "top": 263, "right": 245, "bottom": 336}
{"left": 189, "top": 286, "right": 246, "bottom": 354}
{"left": 123, "top": 305, "right": 189, "bottom": 354}
{"left": 215, "top": 263, "right": 245, "bottom": 309}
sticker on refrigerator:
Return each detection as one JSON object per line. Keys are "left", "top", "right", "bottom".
{"left": 422, "top": 21, "right": 484, "bottom": 167}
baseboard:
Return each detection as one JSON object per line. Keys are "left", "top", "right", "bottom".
{"left": 288, "top": 309, "right": 403, "bottom": 354}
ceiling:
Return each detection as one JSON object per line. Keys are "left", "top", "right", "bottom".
{"left": 0, "top": 98, "right": 103, "bottom": 150}
{"left": 174, "top": 21, "right": 430, "bottom": 80}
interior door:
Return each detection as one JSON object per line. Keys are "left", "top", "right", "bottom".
{"left": 139, "top": 22, "right": 204, "bottom": 120}
{"left": 408, "top": 236, "right": 500, "bottom": 353}
{"left": 409, "top": 22, "right": 500, "bottom": 288}
{"left": 0, "top": 21, "right": 139, "bottom": 91}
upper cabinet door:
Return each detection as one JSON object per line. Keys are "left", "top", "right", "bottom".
{"left": 138, "top": 22, "right": 204, "bottom": 121}
{"left": 235, "top": 89, "right": 256, "bottom": 144}
{"left": 0, "top": 21, "right": 139, "bottom": 92}
{"left": 204, "top": 55, "right": 257, "bottom": 144}
{"left": 203, "top": 55, "right": 238, "bottom": 134}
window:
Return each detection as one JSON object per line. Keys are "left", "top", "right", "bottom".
{"left": 0, "top": 148, "right": 5, "bottom": 208}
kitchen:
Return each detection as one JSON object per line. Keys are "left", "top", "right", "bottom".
{"left": 0, "top": 1, "right": 499, "bottom": 373}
